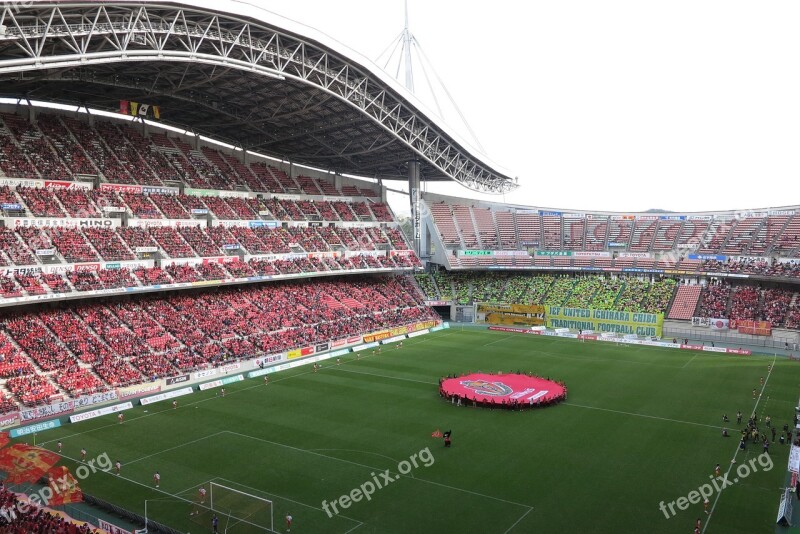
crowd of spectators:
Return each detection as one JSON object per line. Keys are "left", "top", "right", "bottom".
{"left": 56, "top": 366, "right": 106, "bottom": 396}
{"left": 179, "top": 227, "right": 221, "bottom": 257}
{"left": 52, "top": 189, "right": 100, "bottom": 218}
{"left": 701, "top": 258, "right": 800, "bottom": 278}
{"left": 503, "top": 274, "right": 555, "bottom": 305}
{"left": 48, "top": 228, "right": 98, "bottom": 263}
{"left": 37, "top": 115, "right": 96, "bottom": 176}
{"left": 564, "top": 277, "right": 604, "bottom": 308}
{"left": 0, "top": 486, "right": 102, "bottom": 533}
{"left": 590, "top": 278, "right": 625, "bottom": 310}
{"left": 415, "top": 273, "right": 439, "bottom": 300}
{"left": 0, "top": 229, "right": 36, "bottom": 266}
{"left": 0, "top": 277, "right": 22, "bottom": 298}
{"left": 16, "top": 187, "right": 66, "bottom": 217}
{"left": 763, "top": 288, "right": 793, "bottom": 326}
{"left": 786, "top": 304, "right": 800, "bottom": 330}
{"left": 544, "top": 276, "right": 576, "bottom": 306}
{"left": 1, "top": 113, "right": 71, "bottom": 180}
{"left": 1, "top": 113, "right": 391, "bottom": 205}
{"left": 121, "top": 192, "right": 162, "bottom": 219}
{"left": 83, "top": 228, "right": 134, "bottom": 261}
{"left": 148, "top": 193, "right": 189, "bottom": 218}
{"left": 0, "top": 332, "right": 34, "bottom": 378}
{"left": 729, "top": 286, "right": 760, "bottom": 321}
{"left": 0, "top": 275, "right": 436, "bottom": 401}
{"left": 5, "top": 374, "right": 58, "bottom": 405}
{"left": 698, "top": 282, "right": 731, "bottom": 318}
{"left": 469, "top": 273, "right": 509, "bottom": 303}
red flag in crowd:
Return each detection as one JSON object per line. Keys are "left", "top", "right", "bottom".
{"left": 46, "top": 465, "right": 83, "bottom": 505}
{"left": 0, "top": 443, "right": 60, "bottom": 484}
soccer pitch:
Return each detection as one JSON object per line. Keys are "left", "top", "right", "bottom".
{"left": 27, "top": 329, "right": 800, "bottom": 533}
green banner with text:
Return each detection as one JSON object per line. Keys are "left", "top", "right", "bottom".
{"left": 546, "top": 306, "right": 663, "bottom": 337}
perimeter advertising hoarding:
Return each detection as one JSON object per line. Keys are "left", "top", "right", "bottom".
{"left": 69, "top": 402, "right": 134, "bottom": 424}
{"left": 20, "top": 400, "right": 74, "bottom": 422}
{"left": 10, "top": 419, "right": 61, "bottom": 438}
{"left": 165, "top": 374, "right": 190, "bottom": 386}
{"left": 140, "top": 387, "right": 194, "bottom": 406}
{"left": 362, "top": 320, "right": 439, "bottom": 343}
{"left": 0, "top": 413, "right": 20, "bottom": 430}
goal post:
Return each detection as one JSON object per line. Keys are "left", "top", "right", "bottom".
{"left": 209, "top": 481, "right": 274, "bottom": 533}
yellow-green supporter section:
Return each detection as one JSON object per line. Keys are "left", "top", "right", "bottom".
{"left": 546, "top": 306, "right": 663, "bottom": 337}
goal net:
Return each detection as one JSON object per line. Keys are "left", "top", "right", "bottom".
{"left": 206, "top": 481, "right": 274, "bottom": 533}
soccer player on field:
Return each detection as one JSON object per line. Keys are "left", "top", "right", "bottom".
{"left": 703, "top": 498, "right": 709, "bottom": 514}
{"left": 264, "top": 376, "right": 268, "bottom": 385}
{"left": 57, "top": 441, "right": 62, "bottom": 453}
{"left": 115, "top": 460, "right": 121, "bottom": 476}
{"left": 173, "top": 400, "right": 178, "bottom": 409}
{"left": 220, "top": 388, "right": 225, "bottom": 398}
{"left": 80, "top": 448, "right": 87, "bottom": 461}
{"left": 153, "top": 471, "right": 160, "bottom": 488}
{"left": 714, "top": 464, "right": 721, "bottom": 477}
{"left": 285, "top": 512, "right": 292, "bottom": 532}
{"left": 118, "top": 413, "right": 124, "bottom": 424}
{"left": 198, "top": 486, "right": 207, "bottom": 504}
{"left": 212, "top": 514, "right": 219, "bottom": 533}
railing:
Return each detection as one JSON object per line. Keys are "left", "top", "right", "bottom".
{"left": 84, "top": 493, "right": 181, "bottom": 534}
{"left": 663, "top": 326, "right": 799, "bottom": 351}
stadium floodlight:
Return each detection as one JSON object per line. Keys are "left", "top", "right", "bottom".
{"left": 210, "top": 481, "right": 274, "bottom": 533}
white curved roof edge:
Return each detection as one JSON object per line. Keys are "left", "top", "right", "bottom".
{"left": 422, "top": 191, "right": 800, "bottom": 218}
{"left": 109, "top": 0, "right": 515, "bottom": 181}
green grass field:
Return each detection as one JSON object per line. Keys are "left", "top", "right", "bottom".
{"left": 21, "top": 328, "right": 800, "bottom": 533}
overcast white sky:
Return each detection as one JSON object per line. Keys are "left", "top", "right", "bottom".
{"left": 240, "top": 1, "right": 800, "bottom": 214}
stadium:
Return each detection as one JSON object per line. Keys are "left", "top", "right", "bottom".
{"left": 0, "top": 1, "right": 795, "bottom": 533}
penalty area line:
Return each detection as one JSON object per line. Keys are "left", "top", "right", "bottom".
{"left": 211, "top": 476, "right": 363, "bottom": 528}
{"left": 503, "top": 506, "right": 533, "bottom": 534}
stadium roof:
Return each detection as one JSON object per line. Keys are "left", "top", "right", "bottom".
{"left": 0, "top": 0, "right": 517, "bottom": 193}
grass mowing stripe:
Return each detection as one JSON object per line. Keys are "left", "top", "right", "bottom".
{"left": 562, "top": 402, "right": 723, "bottom": 430}
{"left": 34, "top": 330, "right": 796, "bottom": 532}
{"left": 126, "top": 431, "right": 226, "bottom": 465}
{"left": 327, "top": 367, "right": 438, "bottom": 385}
{"left": 223, "top": 430, "right": 534, "bottom": 510}
{"left": 327, "top": 363, "right": 720, "bottom": 431}
{"left": 701, "top": 354, "right": 777, "bottom": 533}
